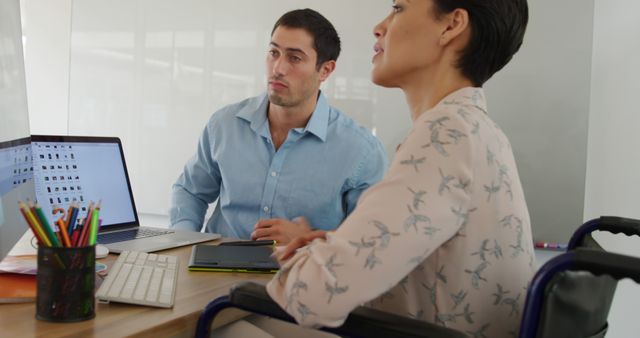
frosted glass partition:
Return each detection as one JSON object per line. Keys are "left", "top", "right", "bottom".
{"left": 0, "top": 0, "right": 30, "bottom": 142}
{"left": 68, "top": 0, "right": 408, "bottom": 217}
{"left": 68, "top": 0, "right": 592, "bottom": 242}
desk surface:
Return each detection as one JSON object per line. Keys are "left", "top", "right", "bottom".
{"left": 0, "top": 240, "right": 272, "bottom": 338}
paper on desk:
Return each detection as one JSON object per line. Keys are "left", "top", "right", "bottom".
{"left": 8, "top": 231, "right": 38, "bottom": 256}
{"left": 2, "top": 232, "right": 39, "bottom": 275}
{"left": 0, "top": 257, "right": 107, "bottom": 275}
{"left": 0, "top": 255, "right": 37, "bottom": 275}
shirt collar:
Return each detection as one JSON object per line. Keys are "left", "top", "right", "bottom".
{"left": 235, "top": 93, "right": 270, "bottom": 137}
{"left": 434, "top": 87, "right": 488, "bottom": 114}
{"left": 303, "top": 91, "right": 329, "bottom": 142}
{"left": 235, "top": 91, "right": 330, "bottom": 142}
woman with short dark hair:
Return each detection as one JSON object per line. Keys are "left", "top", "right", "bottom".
{"left": 267, "top": 1, "right": 534, "bottom": 337}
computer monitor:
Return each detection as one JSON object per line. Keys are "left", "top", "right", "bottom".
{"left": 0, "top": 0, "right": 35, "bottom": 260}
{"left": 0, "top": 138, "right": 34, "bottom": 260}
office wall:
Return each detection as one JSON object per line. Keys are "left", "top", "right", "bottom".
{"left": 585, "top": 1, "right": 640, "bottom": 337}
{"left": 65, "top": 0, "right": 406, "bottom": 219}
{"left": 485, "top": 0, "right": 593, "bottom": 242}
{"left": 20, "top": 0, "right": 71, "bottom": 135}
{"left": 23, "top": 0, "right": 593, "bottom": 242}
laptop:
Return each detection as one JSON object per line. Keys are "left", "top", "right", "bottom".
{"left": 30, "top": 135, "right": 220, "bottom": 253}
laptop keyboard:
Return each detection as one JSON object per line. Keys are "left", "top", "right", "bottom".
{"left": 96, "top": 251, "right": 178, "bottom": 308}
{"left": 97, "top": 228, "right": 174, "bottom": 244}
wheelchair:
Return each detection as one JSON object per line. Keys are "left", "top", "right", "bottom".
{"left": 196, "top": 216, "right": 640, "bottom": 338}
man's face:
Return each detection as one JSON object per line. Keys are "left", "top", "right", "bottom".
{"left": 266, "top": 26, "right": 324, "bottom": 108}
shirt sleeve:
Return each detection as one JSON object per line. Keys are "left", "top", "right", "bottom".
{"left": 266, "top": 110, "right": 474, "bottom": 328}
{"left": 169, "top": 120, "right": 222, "bottom": 232}
{"left": 342, "top": 136, "right": 388, "bottom": 216}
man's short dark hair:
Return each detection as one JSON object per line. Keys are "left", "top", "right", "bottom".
{"left": 272, "top": 9, "right": 341, "bottom": 69}
{"left": 433, "top": 0, "right": 528, "bottom": 87}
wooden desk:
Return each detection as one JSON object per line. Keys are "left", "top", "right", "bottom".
{"left": 0, "top": 241, "right": 272, "bottom": 337}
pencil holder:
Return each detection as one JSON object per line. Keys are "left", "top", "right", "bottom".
{"left": 36, "top": 246, "right": 95, "bottom": 322}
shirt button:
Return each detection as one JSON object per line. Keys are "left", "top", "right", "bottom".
{"left": 263, "top": 206, "right": 269, "bottom": 212}
{"left": 271, "top": 171, "right": 277, "bottom": 177}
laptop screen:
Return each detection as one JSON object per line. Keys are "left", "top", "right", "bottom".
{"left": 30, "top": 135, "right": 139, "bottom": 230}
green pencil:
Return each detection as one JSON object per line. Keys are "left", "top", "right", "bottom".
{"left": 34, "top": 203, "right": 62, "bottom": 247}
{"left": 88, "top": 205, "right": 100, "bottom": 246}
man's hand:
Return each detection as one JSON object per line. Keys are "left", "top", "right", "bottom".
{"left": 273, "top": 230, "right": 328, "bottom": 264}
{"left": 251, "top": 217, "right": 312, "bottom": 245}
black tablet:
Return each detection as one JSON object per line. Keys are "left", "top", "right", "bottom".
{"left": 188, "top": 244, "right": 279, "bottom": 273}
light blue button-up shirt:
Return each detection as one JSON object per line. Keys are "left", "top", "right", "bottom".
{"left": 170, "top": 92, "right": 387, "bottom": 239}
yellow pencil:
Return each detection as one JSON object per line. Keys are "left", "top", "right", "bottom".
{"left": 18, "top": 202, "right": 52, "bottom": 247}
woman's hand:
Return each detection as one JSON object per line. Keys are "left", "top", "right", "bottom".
{"left": 273, "top": 230, "right": 328, "bottom": 264}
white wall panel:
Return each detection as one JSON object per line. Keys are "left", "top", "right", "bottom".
{"left": 20, "top": 0, "right": 71, "bottom": 135}
{"left": 67, "top": 0, "right": 406, "bottom": 216}
{"left": 23, "top": 1, "right": 594, "bottom": 243}
{"left": 585, "top": 1, "right": 640, "bottom": 336}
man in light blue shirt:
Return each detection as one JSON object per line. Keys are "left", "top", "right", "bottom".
{"left": 170, "top": 9, "right": 387, "bottom": 243}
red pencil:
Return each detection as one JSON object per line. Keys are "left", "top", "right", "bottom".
{"left": 78, "top": 203, "right": 94, "bottom": 247}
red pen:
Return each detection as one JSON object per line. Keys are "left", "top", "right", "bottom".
{"left": 534, "top": 241, "right": 567, "bottom": 251}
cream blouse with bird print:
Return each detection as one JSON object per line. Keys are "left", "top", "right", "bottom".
{"left": 267, "top": 87, "right": 536, "bottom": 338}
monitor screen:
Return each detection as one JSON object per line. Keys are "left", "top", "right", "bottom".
{"left": 30, "top": 139, "right": 138, "bottom": 229}
{"left": 0, "top": 138, "right": 35, "bottom": 260}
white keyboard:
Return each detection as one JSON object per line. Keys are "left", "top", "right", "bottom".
{"left": 96, "top": 251, "right": 178, "bottom": 308}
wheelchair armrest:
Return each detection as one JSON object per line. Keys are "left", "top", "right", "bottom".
{"left": 568, "top": 216, "right": 640, "bottom": 249}
{"left": 229, "top": 282, "right": 294, "bottom": 321}
{"left": 598, "top": 216, "right": 640, "bottom": 237}
{"left": 229, "top": 282, "right": 467, "bottom": 338}
{"left": 574, "top": 248, "right": 640, "bottom": 283}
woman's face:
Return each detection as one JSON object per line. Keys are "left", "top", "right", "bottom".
{"left": 372, "top": 0, "right": 446, "bottom": 88}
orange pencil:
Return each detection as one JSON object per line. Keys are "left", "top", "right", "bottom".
{"left": 51, "top": 206, "right": 66, "bottom": 245}
{"left": 56, "top": 218, "right": 72, "bottom": 247}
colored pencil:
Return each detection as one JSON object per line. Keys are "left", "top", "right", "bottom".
{"left": 56, "top": 218, "right": 72, "bottom": 247}
{"left": 65, "top": 204, "right": 74, "bottom": 237}
{"left": 78, "top": 203, "right": 94, "bottom": 247}
{"left": 34, "top": 203, "right": 61, "bottom": 247}
{"left": 88, "top": 204, "right": 101, "bottom": 246}
{"left": 18, "top": 202, "right": 47, "bottom": 246}
{"left": 20, "top": 201, "right": 52, "bottom": 247}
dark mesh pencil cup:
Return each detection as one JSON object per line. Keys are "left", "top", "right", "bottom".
{"left": 36, "top": 246, "right": 96, "bottom": 322}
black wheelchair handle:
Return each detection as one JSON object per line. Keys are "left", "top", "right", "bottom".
{"left": 599, "top": 216, "right": 640, "bottom": 237}
{"left": 575, "top": 248, "right": 640, "bottom": 284}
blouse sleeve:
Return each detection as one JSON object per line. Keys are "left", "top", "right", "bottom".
{"left": 266, "top": 110, "right": 475, "bottom": 328}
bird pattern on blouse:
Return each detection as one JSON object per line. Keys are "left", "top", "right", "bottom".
{"left": 268, "top": 88, "right": 535, "bottom": 338}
